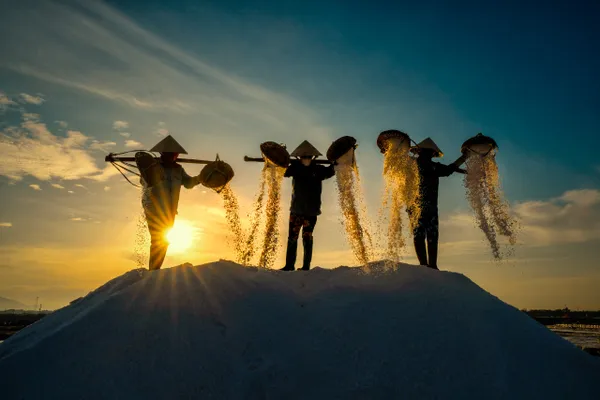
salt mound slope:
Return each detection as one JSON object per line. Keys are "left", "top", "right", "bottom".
{"left": 0, "top": 261, "right": 598, "bottom": 399}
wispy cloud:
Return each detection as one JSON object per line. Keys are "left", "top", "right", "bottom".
{"left": 112, "top": 120, "right": 129, "bottom": 130}
{"left": 104, "top": 186, "right": 110, "bottom": 191}
{"left": 559, "top": 189, "right": 600, "bottom": 207}
{"left": 89, "top": 140, "right": 117, "bottom": 152}
{"left": 51, "top": 184, "right": 65, "bottom": 189}
{"left": 119, "top": 132, "right": 131, "bottom": 138}
{"left": 0, "top": 0, "right": 332, "bottom": 141}
{"left": 29, "top": 184, "right": 42, "bottom": 191}
{"left": 55, "top": 120, "right": 68, "bottom": 128}
{"left": 125, "top": 139, "right": 142, "bottom": 148}
{"left": 74, "top": 184, "right": 87, "bottom": 189}
{"left": 0, "top": 113, "right": 120, "bottom": 182}
{"left": 0, "top": 222, "right": 12, "bottom": 228}
{"left": 70, "top": 217, "right": 85, "bottom": 221}
{"left": 155, "top": 122, "right": 168, "bottom": 137}
{"left": 444, "top": 189, "right": 600, "bottom": 248}
{"left": 512, "top": 189, "right": 600, "bottom": 245}
{"left": 86, "top": 165, "right": 122, "bottom": 182}
{"left": 0, "top": 92, "right": 16, "bottom": 111}
{"left": 19, "top": 93, "right": 45, "bottom": 105}
{"left": 22, "top": 112, "right": 40, "bottom": 121}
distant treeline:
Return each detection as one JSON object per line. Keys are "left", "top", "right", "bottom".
{"left": 0, "top": 312, "right": 50, "bottom": 341}
{"left": 523, "top": 308, "right": 600, "bottom": 326}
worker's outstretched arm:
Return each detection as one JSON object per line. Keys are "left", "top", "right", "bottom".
{"left": 436, "top": 162, "right": 466, "bottom": 177}
{"left": 319, "top": 163, "right": 336, "bottom": 180}
{"left": 182, "top": 168, "right": 203, "bottom": 189}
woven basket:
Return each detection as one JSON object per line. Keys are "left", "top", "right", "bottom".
{"left": 260, "top": 141, "right": 290, "bottom": 168}
{"left": 200, "top": 158, "right": 235, "bottom": 192}
{"left": 326, "top": 136, "right": 357, "bottom": 162}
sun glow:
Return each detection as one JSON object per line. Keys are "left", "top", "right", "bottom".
{"left": 165, "top": 220, "right": 197, "bottom": 253}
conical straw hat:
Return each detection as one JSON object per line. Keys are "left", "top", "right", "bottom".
{"left": 149, "top": 135, "right": 188, "bottom": 154}
{"left": 411, "top": 137, "right": 443, "bottom": 157}
{"left": 291, "top": 140, "right": 322, "bottom": 157}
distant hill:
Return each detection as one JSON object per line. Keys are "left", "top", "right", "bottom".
{"left": 0, "top": 296, "right": 29, "bottom": 311}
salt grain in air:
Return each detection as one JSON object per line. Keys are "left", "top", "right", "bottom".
{"left": 463, "top": 153, "right": 519, "bottom": 259}
{"left": 219, "top": 184, "right": 245, "bottom": 263}
{"left": 379, "top": 137, "right": 421, "bottom": 262}
{"left": 239, "top": 168, "right": 267, "bottom": 266}
{"left": 134, "top": 188, "right": 151, "bottom": 267}
{"left": 333, "top": 147, "right": 373, "bottom": 266}
{"left": 233, "top": 161, "right": 285, "bottom": 269}
{"left": 258, "top": 162, "right": 285, "bottom": 269}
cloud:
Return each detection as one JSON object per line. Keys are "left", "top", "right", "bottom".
{"left": 104, "top": 186, "right": 110, "bottom": 191}
{"left": 19, "top": 93, "right": 45, "bottom": 105}
{"left": 89, "top": 140, "right": 117, "bottom": 152}
{"left": 0, "top": 222, "right": 12, "bottom": 228}
{"left": 70, "top": 217, "right": 85, "bottom": 221}
{"left": 51, "top": 184, "right": 65, "bottom": 189}
{"left": 125, "top": 140, "right": 142, "bottom": 148}
{"left": 0, "top": 92, "right": 17, "bottom": 110}
{"left": 119, "top": 132, "right": 131, "bottom": 138}
{"left": 444, "top": 189, "right": 600, "bottom": 248}
{"left": 559, "top": 189, "right": 600, "bottom": 207}
{"left": 55, "top": 120, "right": 68, "bottom": 128}
{"left": 0, "top": 113, "right": 118, "bottom": 182}
{"left": 86, "top": 165, "right": 122, "bottom": 182}
{"left": 112, "top": 120, "right": 129, "bottom": 130}
{"left": 74, "top": 184, "right": 87, "bottom": 189}
{"left": 0, "top": 1, "right": 332, "bottom": 141}
{"left": 22, "top": 112, "right": 40, "bottom": 121}
{"left": 68, "top": 190, "right": 74, "bottom": 194}
{"left": 155, "top": 122, "right": 168, "bottom": 137}
{"left": 29, "top": 184, "right": 42, "bottom": 191}
{"left": 511, "top": 189, "right": 600, "bottom": 245}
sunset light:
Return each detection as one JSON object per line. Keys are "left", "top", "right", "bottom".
{"left": 165, "top": 220, "right": 197, "bottom": 253}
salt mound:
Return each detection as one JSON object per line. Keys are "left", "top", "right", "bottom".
{"left": 0, "top": 261, "right": 598, "bottom": 399}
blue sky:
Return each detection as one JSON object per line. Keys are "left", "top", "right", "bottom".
{"left": 0, "top": 0, "right": 599, "bottom": 309}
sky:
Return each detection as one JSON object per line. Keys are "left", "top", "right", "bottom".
{"left": 0, "top": 0, "right": 599, "bottom": 310}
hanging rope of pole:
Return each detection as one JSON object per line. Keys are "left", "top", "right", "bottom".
{"left": 105, "top": 150, "right": 150, "bottom": 188}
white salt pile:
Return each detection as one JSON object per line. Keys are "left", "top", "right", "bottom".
{"left": 0, "top": 261, "right": 598, "bottom": 399}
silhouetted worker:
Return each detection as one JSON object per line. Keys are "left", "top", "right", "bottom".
{"left": 280, "top": 141, "right": 336, "bottom": 271}
{"left": 408, "top": 138, "right": 465, "bottom": 270}
{"left": 136, "top": 135, "right": 203, "bottom": 270}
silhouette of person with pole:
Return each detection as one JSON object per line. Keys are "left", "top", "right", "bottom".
{"left": 280, "top": 141, "right": 335, "bottom": 271}
{"left": 408, "top": 138, "right": 465, "bottom": 270}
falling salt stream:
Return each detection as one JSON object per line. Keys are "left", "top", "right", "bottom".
{"left": 464, "top": 153, "right": 519, "bottom": 259}
{"left": 220, "top": 184, "right": 245, "bottom": 263}
{"left": 239, "top": 168, "right": 267, "bottom": 266}
{"left": 379, "top": 137, "right": 421, "bottom": 262}
{"left": 350, "top": 158, "right": 375, "bottom": 256}
{"left": 258, "top": 162, "right": 285, "bottom": 269}
{"left": 133, "top": 211, "right": 150, "bottom": 267}
{"left": 334, "top": 148, "right": 373, "bottom": 266}
{"left": 133, "top": 188, "right": 152, "bottom": 267}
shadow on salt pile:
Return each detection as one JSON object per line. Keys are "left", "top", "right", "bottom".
{"left": 0, "top": 260, "right": 598, "bottom": 399}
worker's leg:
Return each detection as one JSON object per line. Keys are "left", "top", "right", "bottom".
{"left": 426, "top": 213, "right": 440, "bottom": 270}
{"left": 146, "top": 211, "right": 171, "bottom": 271}
{"left": 300, "top": 216, "right": 318, "bottom": 270}
{"left": 412, "top": 216, "right": 428, "bottom": 266}
{"left": 281, "top": 214, "right": 304, "bottom": 271}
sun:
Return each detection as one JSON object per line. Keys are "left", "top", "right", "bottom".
{"left": 165, "top": 220, "right": 197, "bottom": 253}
